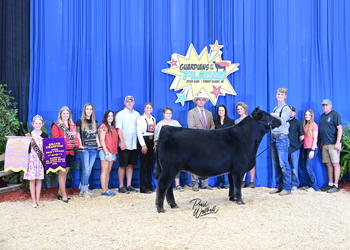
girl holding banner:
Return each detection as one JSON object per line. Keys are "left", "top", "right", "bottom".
{"left": 99, "top": 110, "right": 118, "bottom": 197}
{"left": 76, "top": 103, "right": 101, "bottom": 198}
{"left": 24, "top": 115, "right": 48, "bottom": 208}
{"left": 52, "top": 106, "right": 82, "bottom": 203}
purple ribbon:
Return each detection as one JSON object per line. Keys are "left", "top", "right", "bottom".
{"left": 201, "top": 109, "right": 207, "bottom": 130}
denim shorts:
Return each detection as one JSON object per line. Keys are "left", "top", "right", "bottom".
{"left": 99, "top": 150, "right": 116, "bottom": 161}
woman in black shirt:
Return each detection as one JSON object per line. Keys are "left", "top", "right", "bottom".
{"left": 214, "top": 104, "right": 234, "bottom": 188}
{"left": 76, "top": 103, "right": 101, "bottom": 198}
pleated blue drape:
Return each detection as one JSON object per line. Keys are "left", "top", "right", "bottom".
{"left": 29, "top": 0, "right": 350, "bottom": 189}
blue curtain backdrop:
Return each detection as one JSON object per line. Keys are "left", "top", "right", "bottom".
{"left": 29, "top": 0, "right": 350, "bottom": 190}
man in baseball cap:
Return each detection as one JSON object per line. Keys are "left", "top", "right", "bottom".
{"left": 320, "top": 99, "right": 343, "bottom": 193}
{"left": 115, "top": 95, "right": 140, "bottom": 194}
{"left": 288, "top": 106, "right": 305, "bottom": 191}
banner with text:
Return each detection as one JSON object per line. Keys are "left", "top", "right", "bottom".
{"left": 4, "top": 136, "right": 32, "bottom": 172}
{"left": 43, "top": 137, "right": 67, "bottom": 173}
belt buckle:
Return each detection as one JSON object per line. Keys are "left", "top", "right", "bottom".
{"left": 149, "top": 135, "right": 153, "bottom": 140}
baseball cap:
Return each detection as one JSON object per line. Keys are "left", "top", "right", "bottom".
{"left": 322, "top": 99, "right": 332, "bottom": 105}
{"left": 289, "top": 106, "right": 296, "bottom": 112}
{"left": 125, "top": 95, "right": 134, "bottom": 102}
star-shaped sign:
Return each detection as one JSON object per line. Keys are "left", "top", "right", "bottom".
{"left": 170, "top": 59, "right": 177, "bottom": 67}
{"left": 162, "top": 43, "right": 239, "bottom": 106}
{"left": 175, "top": 93, "right": 188, "bottom": 106}
{"left": 210, "top": 40, "right": 224, "bottom": 53}
{"left": 211, "top": 86, "right": 223, "bottom": 98}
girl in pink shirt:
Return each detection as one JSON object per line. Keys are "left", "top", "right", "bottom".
{"left": 303, "top": 109, "right": 319, "bottom": 192}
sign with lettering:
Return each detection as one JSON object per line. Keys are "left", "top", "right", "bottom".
{"left": 4, "top": 136, "right": 32, "bottom": 172}
{"left": 162, "top": 41, "right": 239, "bottom": 106}
{"left": 43, "top": 137, "right": 67, "bottom": 173}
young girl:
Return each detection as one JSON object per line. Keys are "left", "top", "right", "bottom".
{"left": 52, "top": 106, "right": 82, "bottom": 203}
{"left": 99, "top": 110, "right": 118, "bottom": 196}
{"left": 76, "top": 103, "right": 101, "bottom": 198}
{"left": 303, "top": 109, "right": 319, "bottom": 192}
{"left": 24, "top": 115, "right": 48, "bottom": 208}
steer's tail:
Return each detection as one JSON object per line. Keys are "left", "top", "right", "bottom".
{"left": 153, "top": 126, "right": 167, "bottom": 180}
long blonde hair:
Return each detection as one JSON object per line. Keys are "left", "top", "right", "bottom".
{"left": 80, "top": 103, "right": 97, "bottom": 131}
{"left": 58, "top": 106, "right": 74, "bottom": 125}
{"left": 303, "top": 109, "right": 314, "bottom": 137}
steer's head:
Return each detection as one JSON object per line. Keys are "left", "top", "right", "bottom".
{"left": 251, "top": 107, "right": 281, "bottom": 129}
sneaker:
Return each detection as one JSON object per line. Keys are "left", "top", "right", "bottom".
{"left": 82, "top": 191, "right": 91, "bottom": 198}
{"left": 126, "top": 185, "right": 138, "bottom": 192}
{"left": 291, "top": 187, "right": 298, "bottom": 191}
{"left": 106, "top": 190, "right": 116, "bottom": 196}
{"left": 327, "top": 186, "right": 340, "bottom": 193}
{"left": 201, "top": 186, "right": 213, "bottom": 190}
{"left": 79, "top": 191, "right": 84, "bottom": 197}
{"left": 279, "top": 190, "right": 291, "bottom": 196}
{"left": 249, "top": 182, "right": 255, "bottom": 188}
{"left": 241, "top": 181, "right": 247, "bottom": 188}
{"left": 101, "top": 191, "right": 112, "bottom": 197}
{"left": 306, "top": 187, "right": 316, "bottom": 192}
{"left": 118, "top": 186, "right": 130, "bottom": 194}
{"left": 321, "top": 185, "right": 333, "bottom": 192}
{"left": 192, "top": 186, "right": 199, "bottom": 191}
{"left": 269, "top": 189, "right": 282, "bottom": 194}
{"left": 86, "top": 191, "right": 94, "bottom": 196}
{"left": 175, "top": 185, "right": 184, "bottom": 192}
{"left": 301, "top": 186, "right": 310, "bottom": 190}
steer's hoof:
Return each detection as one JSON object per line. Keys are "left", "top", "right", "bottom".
{"left": 236, "top": 200, "right": 245, "bottom": 205}
{"left": 156, "top": 206, "right": 165, "bottom": 213}
{"left": 229, "top": 196, "right": 236, "bottom": 202}
{"left": 169, "top": 203, "right": 179, "bottom": 209}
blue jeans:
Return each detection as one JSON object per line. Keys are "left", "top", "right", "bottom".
{"left": 271, "top": 136, "right": 291, "bottom": 192}
{"left": 289, "top": 150, "right": 300, "bottom": 188}
{"left": 217, "top": 174, "right": 229, "bottom": 188}
{"left": 79, "top": 147, "right": 98, "bottom": 192}
{"left": 304, "top": 148, "right": 318, "bottom": 191}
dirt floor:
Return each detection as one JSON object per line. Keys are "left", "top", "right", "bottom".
{"left": 1, "top": 183, "right": 350, "bottom": 249}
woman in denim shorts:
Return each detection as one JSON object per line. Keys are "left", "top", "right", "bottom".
{"left": 99, "top": 110, "right": 118, "bottom": 196}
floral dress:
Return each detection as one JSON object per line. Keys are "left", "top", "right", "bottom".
{"left": 23, "top": 132, "right": 45, "bottom": 180}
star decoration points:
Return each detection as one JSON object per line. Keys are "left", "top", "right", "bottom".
{"left": 210, "top": 40, "right": 224, "bottom": 53}
{"left": 170, "top": 59, "right": 177, "bottom": 67}
{"left": 211, "top": 86, "right": 223, "bottom": 98}
{"left": 175, "top": 93, "right": 188, "bottom": 106}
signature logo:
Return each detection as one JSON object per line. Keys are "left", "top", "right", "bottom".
{"left": 189, "top": 198, "right": 219, "bottom": 219}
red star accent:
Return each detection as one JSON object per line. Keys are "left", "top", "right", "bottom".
{"left": 211, "top": 86, "right": 223, "bottom": 98}
{"left": 170, "top": 59, "right": 178, "bottom": 67}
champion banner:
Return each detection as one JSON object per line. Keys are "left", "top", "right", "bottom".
{"left": 43, "top": 137, "right": 66, "bottom": 173}
{"left": 4, "top": 136, "right": 32, "bottom": 172}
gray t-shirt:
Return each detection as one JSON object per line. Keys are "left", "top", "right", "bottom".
{"left": 235, "top": 118, "right": 244, "bottom": 125}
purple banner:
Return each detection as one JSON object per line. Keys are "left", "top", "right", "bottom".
{"left": 43, "top": 137, "right": 66, "bottom": 173}
{"left": 4, "top": 136, "right": 32, "bottom": 172}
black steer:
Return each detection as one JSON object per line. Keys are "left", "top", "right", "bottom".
{"left": 154, "top": 107, "right": 281, "bottom": 213}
